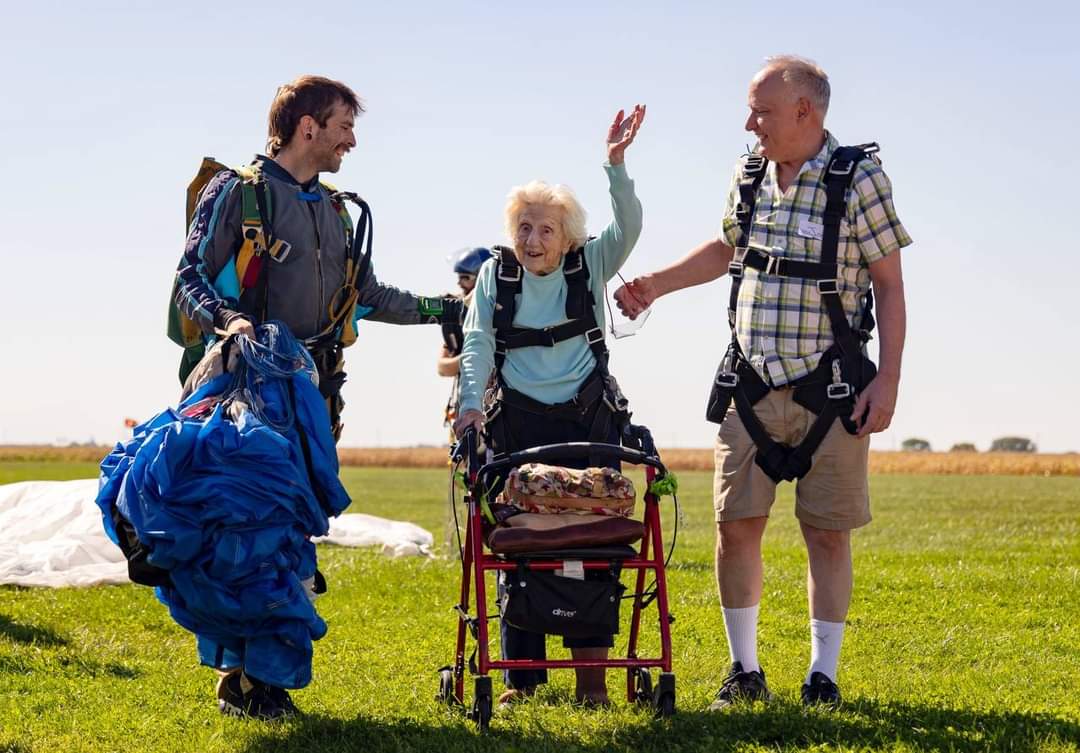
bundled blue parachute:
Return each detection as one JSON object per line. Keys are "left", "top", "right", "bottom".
{"left": 96, "top": 323, "right": 351, "bottom": 689}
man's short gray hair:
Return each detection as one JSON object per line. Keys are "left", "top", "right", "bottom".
{"left": 763, "top": 55, "right": 831, "bottom": 115}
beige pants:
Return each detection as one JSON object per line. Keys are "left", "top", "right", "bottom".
{"left": 713, "top": 388, "right": 871, "bottom": 531}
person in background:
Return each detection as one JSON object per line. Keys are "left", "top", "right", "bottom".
{"left": 438, "top": 247, "right": 492, "bottom": 434}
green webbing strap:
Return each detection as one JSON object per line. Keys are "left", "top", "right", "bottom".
{"left": 237, "top": 165, "right": 266, "bottom": 225}
{"left": 648, "top": 472, "right": 678, "bottom": 497}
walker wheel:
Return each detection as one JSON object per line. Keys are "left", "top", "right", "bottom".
{"left": 471, "top": 675, "right": 493, "bottom": 731}
{"left": 653, "top": 672, "right": 676, "bottom": 718}
{"left": 436, "top": 666, "right": 460, "bottom": 707}
{"left": 630, "top": 667, "right": 653, "bottom": 705}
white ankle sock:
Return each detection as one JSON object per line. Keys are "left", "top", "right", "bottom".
{"left": 722, "top": 604, "right": 760, "bottom": 673}
{"left": 807, "top": 618, "right": 845, "bottom": 683}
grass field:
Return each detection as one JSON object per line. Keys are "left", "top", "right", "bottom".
{"left": 1, "top": 461, "right": 1078, "bottom": 753}
{"left": 3, "top": 445, "right": 1078, "bottom": 476}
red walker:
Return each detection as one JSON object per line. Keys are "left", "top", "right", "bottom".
{"left": 438, "top": 430, "right": 678, "bottom": 729}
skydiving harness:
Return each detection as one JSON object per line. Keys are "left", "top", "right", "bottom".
{"left": 168, "top": 158, "right": 376, "bottom": 439}
{"left": 705, "top": 144, "right": 881, "bottom": 484}
{"left": 484, "top": 246, "right": 633, "bottom": 462}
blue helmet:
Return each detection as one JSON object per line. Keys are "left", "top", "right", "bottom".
{"left": 452, "top": 246, "right": 493, "bottom": 275}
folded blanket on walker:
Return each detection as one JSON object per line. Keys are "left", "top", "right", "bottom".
{"left": 501, "top": 464, "right": 635, "bottom": 517}
{"left": 488, "top": 464, "right": 641, "bottom": 553}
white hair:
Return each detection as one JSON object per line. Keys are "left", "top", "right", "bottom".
{"left": 762, "top": 54, "right": 831, "bottom": 115}
{"left": 503, "top": 180, "right": 588, "bottom": 249}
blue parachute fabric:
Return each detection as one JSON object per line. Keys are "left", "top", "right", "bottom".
{"left": 96, "top": 322, "right": 351, "bottom": 689}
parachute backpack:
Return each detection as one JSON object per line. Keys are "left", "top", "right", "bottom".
{"left": 167, "top": 157, "right": 374, "bottom": 383}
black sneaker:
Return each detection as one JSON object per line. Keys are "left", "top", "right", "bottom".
{"left": 217, "top": 671, "right": 298, "bottom": 721}
{"left": 707, "top": 661, "right": 772, "bottom": 711}
{"left": 801, "top": 671, "right": 842, "bottom": 709}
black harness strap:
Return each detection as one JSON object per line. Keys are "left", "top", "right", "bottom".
{"left": 492, "top": 246, "right": 522, "bottom": 370}
{"left": 489, "top": 371, "right": 616, "bottom": 466}
{"left": 333, "top": 191, "right": 375, "bottom": 299}
{"left": 250, "top": 177, "right": 275, "bottom": 324}
{"left": 817, "top": 146, "right": 867, "bottom": 359}
{"left": 498, "top": 371, "right": 606, "bottom": 423}
{"left": 502, "top": 318, "right": 599, "bottom": 349}
{"left": 738, "top": 246, "right": 835, "bottom": 280}
{"left": 726, "top": 153, "right": 769, "bottom": 329}
{"left": 563, "top": 247, "right": 590, "bottom": 320}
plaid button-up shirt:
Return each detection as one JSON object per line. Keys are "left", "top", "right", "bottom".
{"left": 720, "top": 132, "right": 912, "bottom": 386}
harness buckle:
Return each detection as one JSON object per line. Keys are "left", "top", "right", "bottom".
{"left": 828, "top": 159, "right": 856, "bottom": 176}
{"left": 764, "top": 255, "right": 781, "bottom": 276}
{"left": 585, "top": 327, "right": 604, "bottom": 345}
{"left": 563, "top": 252, "right": 584, "bottom": 275}
{"left": 539, "top": 326, "right": 558, "bottom": 346}
{"left": 497, "top": 263, "right": 522, "bottom": 282}
{"left": 715, "top": 372, "right": 739, "bottom": 388}
{"left": 494, "top": 338, "right": 507, "bottom": 356}
{"left": 817, "top": 279, "right": 839, "bottom": 295}
{"left": 728, "top": 261, "right": 744, "bottom": 279}
{"left": 827, "top": 383, "right": 852, "bottom": 399}
{"left": 744, "top": 155, "right": 766, "bottom": 175}
{"left": 734, "top": 202, "right": 752, "bottom": 221}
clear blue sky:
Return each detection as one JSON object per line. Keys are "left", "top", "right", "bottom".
{"left": 1, "top": 1, "right": 1077, "bottom": 452}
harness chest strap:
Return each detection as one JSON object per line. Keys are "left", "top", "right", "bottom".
{"left": 491, "top": 247, "right": 607, "bottom": 373}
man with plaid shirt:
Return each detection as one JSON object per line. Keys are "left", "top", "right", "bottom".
{"left": 616, "top": 55, "right": 911, "bottom": 709}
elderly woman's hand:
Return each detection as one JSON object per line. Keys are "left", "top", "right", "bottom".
{"left": 454, "top": 409, "right": 485, "bottom": 440}
{"left": 607, "top": 104, "right": 646, "bottom": 165}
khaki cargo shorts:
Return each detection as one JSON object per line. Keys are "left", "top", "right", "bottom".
{"left": 713, "top": 388, "right": 871, "bottom": 530}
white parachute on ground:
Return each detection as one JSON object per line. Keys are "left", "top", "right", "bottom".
{"left": 0, "top": 479, "right": 433, "bottom": 588}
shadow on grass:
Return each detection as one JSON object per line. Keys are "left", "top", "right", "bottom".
{"left": 239, "top": 697, "right": 1080, "bottom": 753}
{"left": 238, "top": 691, "right": 1080, "bottom": 751}
{"left": 0, "top": 614, "right": 68, "bottom": 647}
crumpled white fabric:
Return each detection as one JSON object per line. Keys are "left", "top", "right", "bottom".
{"left": 312, "top": 513, "right": 433, "bottom": 557}
{"left": 0, "top": 479, "right": 434, "bottom": 588}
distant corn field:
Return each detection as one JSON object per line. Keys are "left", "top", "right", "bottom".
{"left": 2, "top": 445, "right": 1077, "bottom": 476}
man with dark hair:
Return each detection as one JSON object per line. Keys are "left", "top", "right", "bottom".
{"left": 172, "top": 75, "right": 461, "bottom": 719}
{"left": 265, "top": 75, "right": 365, "bottom": 159}
{"left": 617, "top": 56, "right": 910, "bottom": 711}
{"left": 175, "top": 74, "right": 461, "bottom": 444}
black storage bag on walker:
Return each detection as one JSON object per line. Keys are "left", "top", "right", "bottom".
{"left": 501, "top": 563, "right": 625, "bottom": 638}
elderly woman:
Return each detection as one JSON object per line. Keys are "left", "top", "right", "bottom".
{"left": 454, "top": 105, "right": 645, "bottom": 708}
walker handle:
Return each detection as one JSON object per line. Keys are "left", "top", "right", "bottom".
{"left": 478, "top": 442, "right": 665, "bottom": 483}
{"left": 449, "top": 427, "right": 483, "bottom": 478}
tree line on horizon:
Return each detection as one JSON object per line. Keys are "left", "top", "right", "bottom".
{"left": 900, "top": 436, "right": 1039, "bottom": 453}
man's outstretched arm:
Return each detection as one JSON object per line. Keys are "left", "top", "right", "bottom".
{"left": 355, "top": 267, "right": 461, "bottom": 325}
{"left": 614, "top": 237, "right": 735, "bottom": 318}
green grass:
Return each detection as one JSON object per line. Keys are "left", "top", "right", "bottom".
{"left": 1, "top": 463, "right": 1078, "bottom": 753}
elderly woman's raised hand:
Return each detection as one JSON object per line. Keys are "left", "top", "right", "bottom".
{"left": 607, "top": 105, "right": 646, "bottom": 165}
